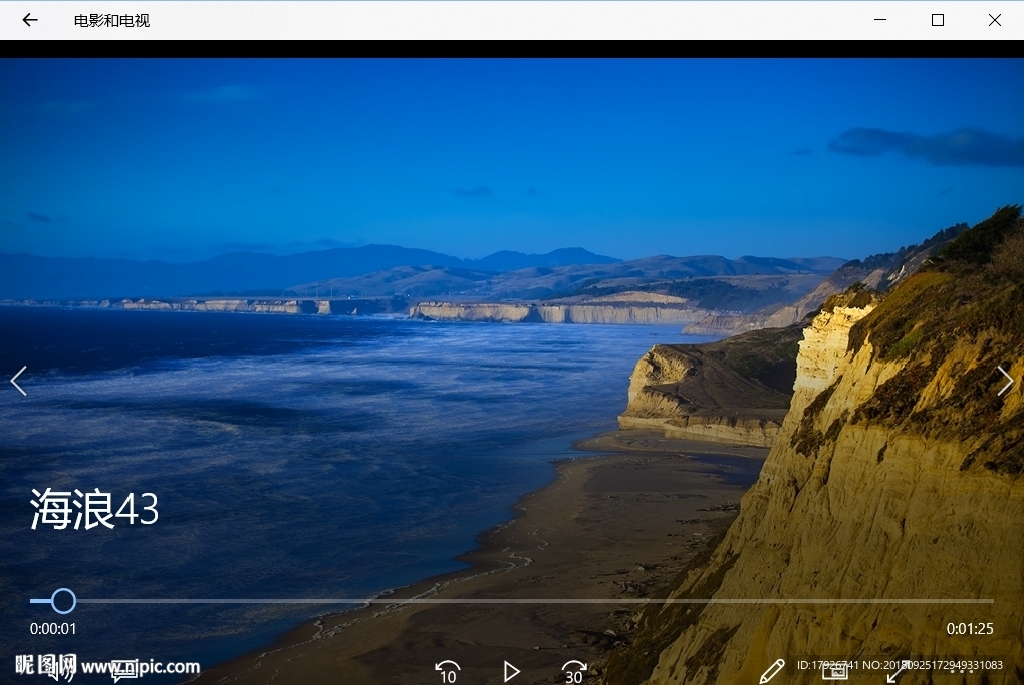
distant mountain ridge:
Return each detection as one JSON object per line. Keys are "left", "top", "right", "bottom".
{"left": 0, "top": 245, "right": 617, "bottom": 300}
{"left": 467, "top": 247, "right": 620, "bottom": 271}
{"left": 0, "top": 246, "right": 844, "bottom": 301}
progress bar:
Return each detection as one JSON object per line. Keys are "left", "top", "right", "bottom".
{"left": 31, "top": 589, "right": 994, "bottom": 615}
{"left": 78, "top": 598, "right": 994, "bottom": 605}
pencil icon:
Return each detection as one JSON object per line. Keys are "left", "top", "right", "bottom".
{"left": 759, "top": 659, "right": 785, "bottom": 684}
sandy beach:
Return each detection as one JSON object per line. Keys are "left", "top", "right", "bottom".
{"left": 192, "top": 431, "right": 767, "bottom": 685}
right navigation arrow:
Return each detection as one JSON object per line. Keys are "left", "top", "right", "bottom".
{"left": 998, "top": 366, "right": 1016, "bottom": 396}
{"left": 503, "top": 661, "right": 520, "bottom": 682}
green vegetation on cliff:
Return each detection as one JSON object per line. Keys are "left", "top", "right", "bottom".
{"left": 660, "top": 280, "right": 791, "bottom": 312}
{"left": 704, "top": 325, "right": 804, "bottom": 395}
{"left": 848, "top": 205, "right": 1024, "bottom": 473}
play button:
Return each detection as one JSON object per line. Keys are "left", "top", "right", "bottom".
{"left": 503, "top": 661, "right": 520, "bottom": 682}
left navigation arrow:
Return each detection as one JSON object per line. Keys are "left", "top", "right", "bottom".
{"left": 23, "top": 12, "right": 38, "bottom": 26}
{"left": 11, "top": 366, "right": 27, "bottom": 396}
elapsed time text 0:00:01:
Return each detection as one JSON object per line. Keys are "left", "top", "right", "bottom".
{"left": 30, "top": 623, "right": 75, "bottom": 635}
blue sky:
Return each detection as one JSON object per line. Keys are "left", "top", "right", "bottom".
{"left": 1, "top": 58, "right": 1022, "bottom": 262}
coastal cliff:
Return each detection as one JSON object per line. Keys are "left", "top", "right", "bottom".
{"left": 122, "top": 298, "right": 319, "bottom": 314}
{"left": 618, "top": 326, "right": 805, "bottom": 447}
{"left": 3, "top": 297, "right": 407, "bottom": 316}
{"left": 409, "top": 301, "right": 712, "bottom": 324}
{"left": 605, "top": 206, "right": 1024, "bottom": 685}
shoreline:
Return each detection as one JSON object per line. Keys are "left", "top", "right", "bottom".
{"left": 191, "top": 430, "right": 767, "bottom": 685}
{"left": 0, "top": 301, "right": 732, "bottom": 329}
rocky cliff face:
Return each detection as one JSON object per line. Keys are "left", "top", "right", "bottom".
{"left": 617, "top": 326, "right": 804, "bottom": 447}
{"left": 618, "top": 413, "right": 782, "bottom": 447}
{"left": 605, "top": 208, "right": 1024, "bottom": 685}
{"left": 121, "top": 298, "right": 319, "bottom": 314}
{"left": 409, "top": 302, "right": 712, "bottom": 324}
{"left": 410, "top": 302, "right": 538, "bottom": 322}
{"left": 10, "top": 297, "right": 405, "bottom": 316}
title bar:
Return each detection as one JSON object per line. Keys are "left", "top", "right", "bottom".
{"left": 2, "top": 1, "right": 1018, "bottom": 39}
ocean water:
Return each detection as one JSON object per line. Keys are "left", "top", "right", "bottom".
{"left": 0, "top": 307, "right": 717, "bottom": 682}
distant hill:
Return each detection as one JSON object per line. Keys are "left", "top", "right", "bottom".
{"left": 467, "top": 247, "right": 619, "bottom": 271}
{"left": 0, "top": 245, "right": 616, "bottom": 300}
{"left": 682, "top": 222, "right": 970, "bottom": 335}
{"left": 292, "top": 255, "right": 846, "bottom": 303}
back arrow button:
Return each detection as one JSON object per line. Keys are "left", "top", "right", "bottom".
{"left": 23, "top": 13, "right": 38, "bottom": 26}
{"left": 11, "top": 366, "right": 27, "bottom": 396}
